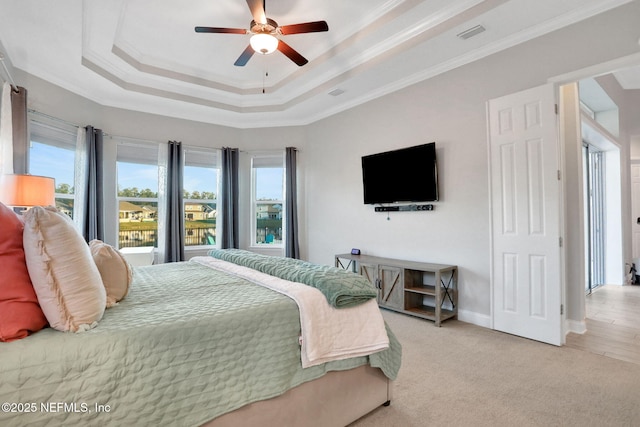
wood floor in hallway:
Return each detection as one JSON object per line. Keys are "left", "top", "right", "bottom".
{"left": 566, "top": 284, "right": 640, "bottom": 364}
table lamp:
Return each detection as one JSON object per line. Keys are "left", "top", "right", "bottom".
{"left": 0, "top": 173, "right": 56, "bottom": 213}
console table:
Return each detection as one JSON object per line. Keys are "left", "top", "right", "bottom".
{"left": 335, "top": 253, "right": 457, "bottom": 326}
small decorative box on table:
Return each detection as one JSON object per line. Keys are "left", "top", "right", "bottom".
{"left": 335, "top": 253, "right": 457, "bottom": 326}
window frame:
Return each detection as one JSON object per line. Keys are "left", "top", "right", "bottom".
{"left": 28, "top": 118, "right": 77, "bottom": 218}
{"left": 116, "top": 141, "right": 160, "bottom": 249}
{"left": 183, "top": 147, "right": 220, "bottom": 250}
{"left": 250, "top": 152, "right": 286, "bottom": 248}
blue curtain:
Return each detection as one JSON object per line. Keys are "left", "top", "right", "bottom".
{"left": 220, "top": 147, "right": 239, "bottom": 249}
{"left": 165, "top": 141, "right": 184, "bottom": 262}
{"left": 82, "top": 125, "right": 104, "bottom": 241}
{"left": 285, "top": 147, "right": 299, "bottom": 259}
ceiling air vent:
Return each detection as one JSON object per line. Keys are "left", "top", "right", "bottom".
{"left": 328, "top": 88, "right": 345, "bottom": 97}
{"left": 457, "top": 24, "right": 486, "bottom": 40}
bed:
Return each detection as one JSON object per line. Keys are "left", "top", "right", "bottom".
{"left": 0, "top": 247, "right": 401, "bottom": 427}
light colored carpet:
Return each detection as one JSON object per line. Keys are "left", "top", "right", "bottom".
{"left": 351, "top": 310, "right": 640, "bottom": 427}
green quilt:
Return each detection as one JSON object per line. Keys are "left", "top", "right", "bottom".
{"left": 208, "top": 248, "right": 377, "bottom": 308}
{"left": 0, "top": 261, "right": 401, "bottom": 427}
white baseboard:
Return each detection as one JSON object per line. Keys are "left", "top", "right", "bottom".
{"left": 564, "top": 318, "right": 587, "bottom": 335}
{"left": 457, "top": 310, "right": 587, "bottom": 340}
{"left": 457, "top": 309, "right": 492, "bottom": 328}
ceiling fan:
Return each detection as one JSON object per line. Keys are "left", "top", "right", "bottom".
{"left": 195, "top": 0, "right": 328, "bottom": 67}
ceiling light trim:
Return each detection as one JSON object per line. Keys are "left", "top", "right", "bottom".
{"left": 87, "top": 0, "right": 483, "bottom": 107}
{"left": 11, "top": 0, "right": 630, "bottom": 130}
{"left": 291, "top": 0, "right": 638, "bottom": 128}
{"left": 81, "top": 55, "right": 337, "bottom": 113}
{"left": 81, "top": 57, "right": 244, "bottom": 112}
{"left": 104, "top": 0, "right": 418, "bottom": 96}
{"left": 112, "top": 43, "right": 253, "bottom": 94}
{"left": 84, "top": 1, "right": 446, "bottom": 109}
{"left": 94, "top": 0, "right": 459, "bottom": 102}
{"left": 77, "top": 0, "right": 521, "bottom": 122}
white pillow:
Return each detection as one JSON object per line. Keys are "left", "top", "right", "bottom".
{"left": 23, "top": 206, "right": 106, "bottom": 332}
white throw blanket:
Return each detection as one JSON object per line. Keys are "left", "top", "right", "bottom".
{"left": 191, "top": 256, "right": 390, "bottom": 368}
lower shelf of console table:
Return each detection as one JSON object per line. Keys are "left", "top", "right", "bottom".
{"left": 335, "top": 253, "right": 458, "bottom": 326}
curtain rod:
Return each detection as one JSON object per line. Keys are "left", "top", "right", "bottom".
{"left": 0, "top": 53, "right": 17, "bottom": 91}
{"left": 106, "top": 133, "right": 165, "bottom": 146}
{"left": 28, "top": 108, "right": 297, "bottom": 153}
{"left": 28, "top": 108, "right": 80, "bottom": 129}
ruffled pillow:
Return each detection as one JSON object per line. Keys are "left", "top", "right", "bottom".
{"left": 89, "top": 240, "right": 132, "bottom": 308}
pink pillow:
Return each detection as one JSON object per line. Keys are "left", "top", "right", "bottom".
{"left": 89, "top": 240, "right": 132, "bottom": 308}
{"left": 0, "top": 202, "right": 48, "bottom": 342}
{"left": 22, "top": 206, "right": 106, "bottom": 332}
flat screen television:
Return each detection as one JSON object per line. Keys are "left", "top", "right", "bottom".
{"left": 362, "top": 142, "right": 438, "bottom": 204}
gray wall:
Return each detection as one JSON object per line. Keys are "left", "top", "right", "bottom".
{"left": 13, "top": 1, "right": 640, "bottom": 327}
{"left": 303, "top": 1, "right": 640, "bottom": 323}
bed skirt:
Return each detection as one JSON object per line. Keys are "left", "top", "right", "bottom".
{"left": 202, "top": 365, "right": 391, "bottom": 427}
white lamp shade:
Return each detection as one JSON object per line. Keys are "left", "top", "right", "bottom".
{"left": 0, "top": 174, "right": 56, "bottom": 207}
{"left": 250, "top": 33, "right": 278, "bottom": 54}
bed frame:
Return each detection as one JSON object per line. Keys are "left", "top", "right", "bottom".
{"left": 202, "top": 365, "right": 391, "bottom": 426}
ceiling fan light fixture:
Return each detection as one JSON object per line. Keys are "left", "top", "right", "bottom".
{"left": 250, "top": 33, "right": 278, "bottom": 55}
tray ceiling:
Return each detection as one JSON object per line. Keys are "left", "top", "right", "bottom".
{"left": 0, "top": 0, "right": 635, "bottom": 128}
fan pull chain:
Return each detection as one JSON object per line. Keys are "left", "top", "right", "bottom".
{"left": 262, "top": 68, "right": 269, "bottom": 94}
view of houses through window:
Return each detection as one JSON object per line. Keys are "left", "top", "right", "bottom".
{"left": 182, "top": 152, "right": 218, "bottom": 247}
{"left": 117, "top": 142, "right": 160, "bottom": 248}
{"left": 117, "top": 145, "right": 219, "bottom": 249}
{"left": 117, "top": 188, "right": 159, "bottom": 248}
{"left": 252, "top": 155, "right": 285, "bottom": 246}
{"left": 28, "top": 121, "right": 284, "bottom": 252}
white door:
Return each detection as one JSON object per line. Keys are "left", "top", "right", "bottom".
{"left": 631, "top": 164, "right": 640, "bottom": 260}
{"left": 488, "top": 84, "right": 563, "bottom": 346}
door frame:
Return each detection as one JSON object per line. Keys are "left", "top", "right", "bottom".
{"left": 548, "top": 52, "right": 640, "bottom": 334}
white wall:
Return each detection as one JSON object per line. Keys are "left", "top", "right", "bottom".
{"left": 13, "top": 1, "right": 640, "bottom": 326}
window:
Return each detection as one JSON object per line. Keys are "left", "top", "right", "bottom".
{"left": 184, "top": 148, "right": 219, "bottom": 248}
{"left": 29, "top": 120, "right": 77, "bottom": 218}
{"left": 251, "top": 154, "right": 285, "bottom": 246}
{"left": 116, "top": 142, "right": 159, "bottom": 249}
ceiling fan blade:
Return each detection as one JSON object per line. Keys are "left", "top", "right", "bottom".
{"left": 234, "top": 45, "right": 255, "bottom": 66}
{"left": 195, "top": 26, "right": 247, "bottom": 34}
{"left": 279, "top": 21, "right": 329, "bottom": 35}
{"left": 277, "top": 39, "right": 308, "bottom": 66}
{"left": 246, "top": 0, "right": 267, "bottom": 25}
